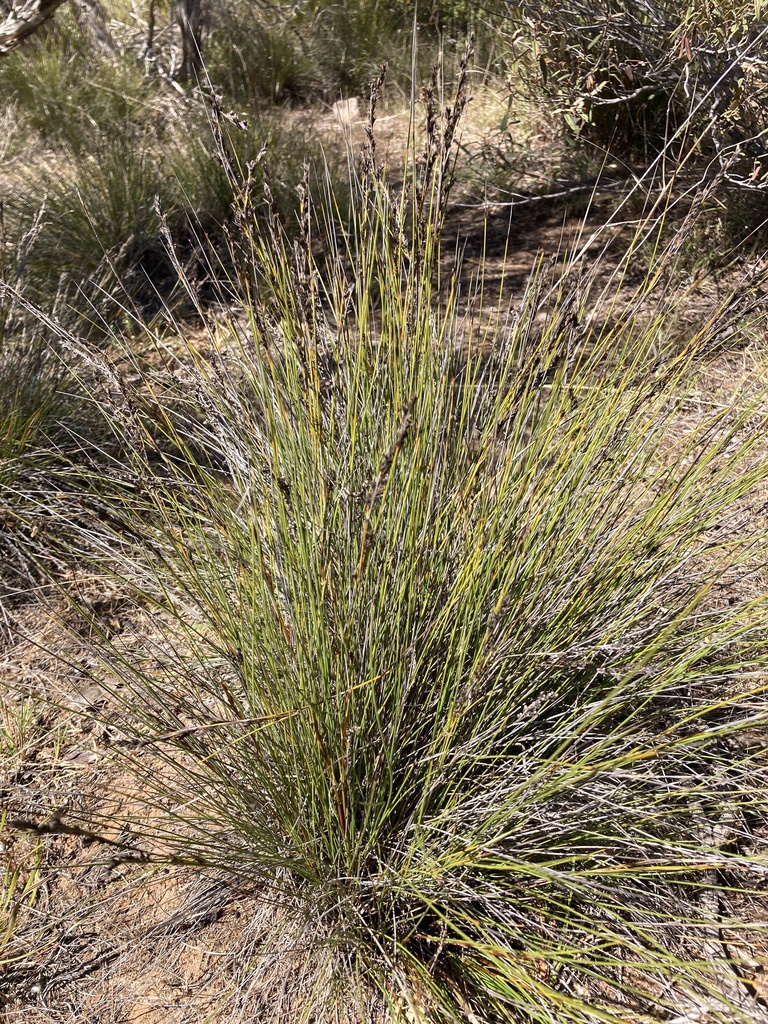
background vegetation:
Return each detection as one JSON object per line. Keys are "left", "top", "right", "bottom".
{"left": 2, "top": 2, "right": 768, "bottom": 1022}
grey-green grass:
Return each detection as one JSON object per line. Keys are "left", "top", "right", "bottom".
{"left": 0, "top": 313, "right": 83, "bottom": 600}
{"left": 4, "top": 103, "right": 351, "bottom": 336}
{"left": 45, "top": 106, "right": 768, "bottom": 1023}
{"left": 0, "top": 1, "right": 358, "bottom": 332}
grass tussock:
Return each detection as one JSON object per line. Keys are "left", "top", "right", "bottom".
{"left": 25, "top": 72, "right": 768, "bottom": 1023}
{"left": 0, "top": 281, "right": 90, "bottom": 602}
{"left": 6, "top": 107, "right": 342, "bottom": 332}
{"left": 0, "top": 2, "right": 359, "bottom": 332}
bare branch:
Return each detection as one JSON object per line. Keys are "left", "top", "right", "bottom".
{"left": 0, "top": 0, "right": 68, "bottom": 55}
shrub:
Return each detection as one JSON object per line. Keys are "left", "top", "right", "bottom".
{"left": 513, "top": 1, "right": 768, "bottom": 162}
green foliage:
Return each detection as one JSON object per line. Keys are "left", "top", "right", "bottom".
{"left": 0, "top": 7, "right": 157, "bottom": 153}
{"left": 0, "top": 250, "right": 69, "bottom": 592}
{"left": 4, "top": 9, "right": 768, "bottom": 1020}
{"left": 206, "top": 0, "right": 431, "bottom": 103}
{"left": 59, "top": 89, "right": 768, "bottom": 1022}
{"left": 0, "top": 2, "right": 352, "bottom": 329}
{"left": 695, "top": 182, "right": 768, "bottom": 262}
{"left": 7, "top": 137, "right": 177, "bottom": 328}
{"left": 6, "top": 108, "right": 347, "bottom": 331}
{"left": 0, "top": 207, "right": 118, "bottom": 597}
{"left": 0, "top": 0, "right": 457, "bottom": 332}
{"left": 306, "top": 0, "right": 417, "bottom": 92}
{"left": 205, "top": 1, "right": 319, "bottom": 104}
{"left": 0, "top": 323, "right": 79, "bottom": 596}
{"left": 514, "top": 0, "right": 768, "bottom": 160}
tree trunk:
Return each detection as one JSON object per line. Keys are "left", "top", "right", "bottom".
{"left": 175, "top": 0, "right": 204, "bottom": 83}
